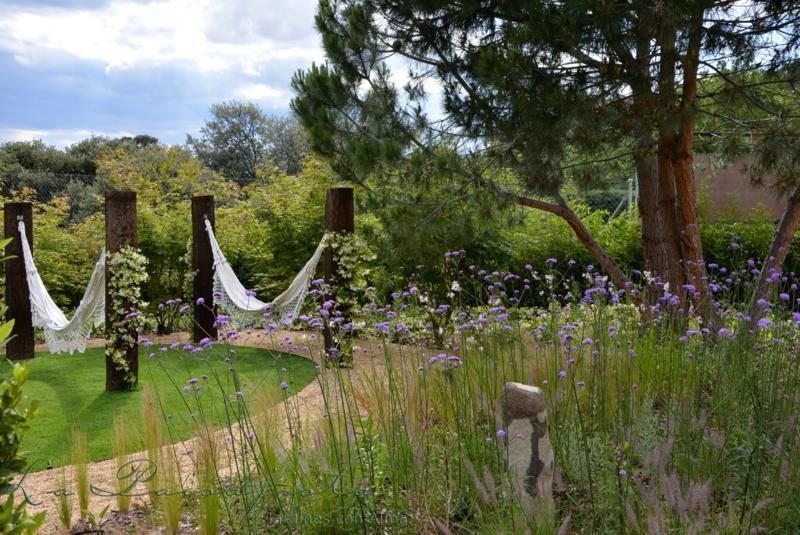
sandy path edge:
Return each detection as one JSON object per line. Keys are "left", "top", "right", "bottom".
{"left": 12, "top": 330, "right": 406, "bottom": 534}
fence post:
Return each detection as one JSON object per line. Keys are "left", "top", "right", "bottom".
{"left": 323, "top": 187, "right": 354, "bottom": 359}
{"left": 192, "top": 195, "right": 217, "bottom": 342}
{"left": 4, "top": 202, "right": 34, "bottom": 360}
{"left": 105, "top": 191, "right": 138, "bottom": 391}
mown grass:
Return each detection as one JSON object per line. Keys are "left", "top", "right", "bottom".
{"left": 15, "top": 345, "right": 316, "bottom": 468}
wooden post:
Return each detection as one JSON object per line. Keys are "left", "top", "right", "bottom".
{"left": 4, "top": 203, "right": 34, "bottom": 360}
{"left": 105, "top": 191, "right": 138, "bottom": 391}
{"left": 323, "top": 188, "right": 354, "bottom": 358}
{"left": 192, "top": 195, "right": 217, "bottom": 342}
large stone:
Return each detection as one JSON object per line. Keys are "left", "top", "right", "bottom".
{"left": 502, "top": 382, "right": 554, "bottom": 519}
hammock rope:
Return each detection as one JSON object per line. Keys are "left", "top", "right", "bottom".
{"left": 204, "top": 219, "right": 325, "bottom": 327}
{"left": 18, "top": 220, "right": 105, "bottom": 354}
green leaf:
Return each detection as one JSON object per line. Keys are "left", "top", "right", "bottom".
{"left": 0, "top": 320, "right": 15, "bottom": 346}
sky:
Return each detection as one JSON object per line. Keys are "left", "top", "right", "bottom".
{"left": 0, "top": 0, "right": 325, "bottom": 148}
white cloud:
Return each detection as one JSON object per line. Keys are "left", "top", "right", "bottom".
{"left": 0, "top": 127, "right": 135, "bottom": 148}
{"left": 0, "top": 0, "right": 324, "bottom": 75}
{"left": 232, "top": 83, "right": 288, "bottom": 107}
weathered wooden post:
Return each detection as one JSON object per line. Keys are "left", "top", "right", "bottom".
{"left": 502, "top": 382, "right": 555, "bottom": 521}
{"left": 105, "top": 191, "right": 138, "bottom": 391}
{"left": 192, "top": 195, "right": 217, "bottom": 342}
{"left": 4, "top": 202, "right": 34, "bottom": 360}
{"left": 323, "top": 187, "right": 354, "bottom": 359}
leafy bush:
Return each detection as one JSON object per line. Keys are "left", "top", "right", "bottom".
{"left": 0, "top": 356, "right": 45, "bottom": 534}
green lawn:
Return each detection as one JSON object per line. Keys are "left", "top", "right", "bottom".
{"left": 13, "top": 344, "right": 316, "bottom": 469}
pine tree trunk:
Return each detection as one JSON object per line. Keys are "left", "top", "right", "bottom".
{"left": 636, "top": 153, "right": 673, "bottom": 286}
{"left": 749, "top": 182, "right": 800, "bottom": 323}
{"left": 656, "top": 136, "right": 688, "bottom": 294}
{"left": 673, "top": 132, "right": 715, "bottom": 321}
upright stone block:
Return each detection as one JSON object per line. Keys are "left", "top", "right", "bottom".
{"left": 502, "top": 382, "right": 554, "bottom": 518}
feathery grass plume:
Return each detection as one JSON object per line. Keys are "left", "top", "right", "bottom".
{"left": 252, "top": 388, "right": 281, "bottom": 476}
{"left": 142, "top": 384, "right": 163, "bottom": 507}
{"left": 160, "top": 451, "right": 183, "bottom": 535}
{"left": 113, "top": 412, "right": 132, "bottom": 513}
{"left": 71, "top": 427, "right": 89, "bottom": 519}
{"left": 56, "top": 462, "right": 72, "bottom": 531}
{"left": 196, "top": 429, "right": 220, "bottom": 535}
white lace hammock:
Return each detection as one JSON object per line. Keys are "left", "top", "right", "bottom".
{"left": 205, "top": 219, "right": 325, "bottom": 328}
{"left": 18, "top": 221, "right": 106, "bottom": 354}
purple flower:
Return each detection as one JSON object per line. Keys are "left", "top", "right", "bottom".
{"left": 196, "top": 297, "right": 205, "bottom": 305}
{"left": 189, "top": 377, "right": 199, "bottom": 384}
{"left": 558, "top": 370, "right": 567, "bottom": 379}
{"left": 546, "top": 258, "right": 558, "bottom": 265}
{"left": 182, "top": 386, "right": 191, "bottom": 393}
{"left": 618, "top": 469, "right": 627, "bottom": 478}
{"left": 496, "top": 429, "right": 506, "bottom": 441}
{"left": 581, "top": 337, "right": 593, "bottom": 345}
{"left": 179, "top": 305, "right": 190, "bottom": 314}
{"left": 244, "top": 289, "right": 257, "bottom": 297}
{"left": 576, "top": 381, "right": 585, "bottom": 388}
{"left": 235, "top": 391, "right": 244, "bottom": 398}
{"left": 280, "top": 381, "right": 288, "bottom": 390}
{"left": 757, "top": 317, "right": 772, "bottom": 330}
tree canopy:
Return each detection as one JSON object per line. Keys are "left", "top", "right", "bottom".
{"left": 187, "top": 101, "right": 310, "bottom": 184}
{"left": 292, "top": 0, "right": 800, "bottom": 317}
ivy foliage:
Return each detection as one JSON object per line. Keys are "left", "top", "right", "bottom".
{"left": 106, "top": 246, "right": 149, "bottom": 388}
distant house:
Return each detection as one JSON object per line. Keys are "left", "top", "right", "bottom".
{"left": 695, "top": 154, "right": 786, "bottom": 221}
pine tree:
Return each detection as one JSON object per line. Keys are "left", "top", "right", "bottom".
{"left": 292, "top": 0, "right": 800, "bottom": 318}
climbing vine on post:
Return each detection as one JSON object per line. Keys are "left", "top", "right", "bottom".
{"left": 106, "top": 190, "right": 140, "bottom": 392}
{"left": 324, "top": 231, "right": 374, "bottom": 367}
{"left": 322, "top": 187, "right": 355, "bottom": 364}
{"left": 106, "top": 246, "right": 148, "bottom": 389}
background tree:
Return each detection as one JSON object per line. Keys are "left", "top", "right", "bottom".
{"left": 696, "top": 68, "right": 800, "bottom": 319}
{"left": 292, "top": 0, "right": 800, "bottom": 318}
{"left": 187, "top": 101, "right": 310, "bottom": 184}
{"left": 0, "top": 135, "right": 162, "bottom": 221}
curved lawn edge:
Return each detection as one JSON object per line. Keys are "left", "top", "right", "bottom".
{"left": 16, "top": 344, "right": 316, "bottom": 468}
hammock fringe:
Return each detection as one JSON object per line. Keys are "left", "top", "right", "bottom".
{"left": 18, "top": 221, "right": 105, "bottom": 354}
